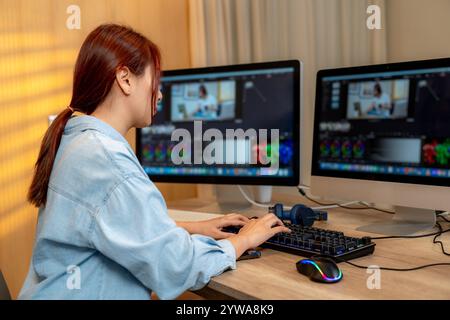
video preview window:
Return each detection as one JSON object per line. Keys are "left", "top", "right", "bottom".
{"left": 170, "top": 80, "right": 236, "bottom": 122}
{"left": 346, "top": 79, "right": 410, "bottom": 120}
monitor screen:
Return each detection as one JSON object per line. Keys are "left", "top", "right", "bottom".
{"left": 312, "top": 58, "right": 450, "bottom": 187}
{"left": 136, "top": 60, "right": 300, "bottom": 186}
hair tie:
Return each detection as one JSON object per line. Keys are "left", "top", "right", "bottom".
{"left": 67, "top": 106, "right": 74, "bottom": 113}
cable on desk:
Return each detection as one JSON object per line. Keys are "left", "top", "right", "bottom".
{"left": 311, "top": 200, "right": 361, "bottom": 211}
{"left": 237, "top": 185, "right": 271, "bottom": 209}
{"left": 238, "top": 185, "right": 355, "bottom": 211}
{"left": 311, "top": 255, "right": 450, "bottom": 272}
{"left": 297, "top": 187, "right": 395, "bottom": 214}
{"left": 368, "top": 221, "right": 450, "bottom": 257}
{"left": 342, "top": 260, "right": 450, "bottom": 272}
{"left": 238, "top": 184, "right": 395, "bottom": 213}
{"left": 433, "top": 221, "right": 450, "bottom": 256}
{"left": 369, "top": 226, "right": 450, "bottom": 240}
{"left": 438, "top": 214, "right": 450, "bottom": 223}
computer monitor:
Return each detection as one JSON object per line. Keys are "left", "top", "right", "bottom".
{"left": 311, "top": 58, "right": 450, "bottom": 235}
{"left": 136, "top": 60, "right": 301, "bottom": 189}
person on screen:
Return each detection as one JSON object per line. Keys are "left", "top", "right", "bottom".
{"left": 19, "top": 24, "right": 289, "bottom": 300}
{"left": 367, "top": 83, "right": 392, "bottom": 117}
{"left": 193, "top": 85, "right": 218, "bottom": 119}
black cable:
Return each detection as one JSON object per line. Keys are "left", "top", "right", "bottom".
{"left": 369, "top": 219, "right": 450, "bottom": 257}
{"left": 433, "top": 221, "right": 450, "bottom": 256}
{"left": 369, "top": 222, "right": 450, "bottom": 258}
{"left": 297, "top": 187, "right": 395, "bottom": 214}
{"left": 297, "top": 187, "right": 450, "bottom": 251}
{"left": 312, "top": 254, "right": 450, "bottom": 271}
{"left": 341, "top": 259, "right": 450, "bottom": 272}
{"left": 370, "top": 225, "right": 450, "bottom": 240}
{"left": 365, "top": 217, "right": 450, "bottom": 265}
{"left": 438, "top": 214, "right": 450, "bottom": 223}
{"left": 342, "top": 220, "right": 450, "bottom": 271}
{"left": 299, "top": 188, "right": 450, "bottom": 264}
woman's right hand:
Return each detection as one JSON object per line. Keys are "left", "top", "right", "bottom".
{"left": 227, "top": 214, "right": 291, "bottom": 258}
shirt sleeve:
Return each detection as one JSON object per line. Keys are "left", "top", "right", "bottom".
{"left": 89, "top": 174, "right": 236, "bottom": 300}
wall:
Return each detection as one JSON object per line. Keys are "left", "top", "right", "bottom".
{"left": 0, "top": 0, "right": 195, "bottom": 299}
{"left": 386, "top": 0, "right": 450, "bottom": 62}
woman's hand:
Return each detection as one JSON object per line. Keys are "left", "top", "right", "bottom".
{"left": 177, "top": 213, "right": 250, "bottom": 240}
{"left": 197, "top": 213, "right": 250, "bottom": 239}
{"left": 227, "top": 214, "right": 291, "bottom": 258}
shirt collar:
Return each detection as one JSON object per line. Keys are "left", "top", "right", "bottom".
{"left": 64, "top": 115, "right": 129, "bottom": 145}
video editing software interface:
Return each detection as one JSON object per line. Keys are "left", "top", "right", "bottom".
{"left": 139, "top": 66, "right": 297, "bottom": 179}
{"left": 314, "top": 64, "right": 450, "bottom": 183}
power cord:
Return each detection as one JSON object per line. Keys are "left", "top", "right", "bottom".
{"left": 367, "top": 215, "right": 450, "bottom": 256}
{"left": 369, "top": 224, "right": 450, "bottom": 240}
{"left": 331, "top": 217, "right": 450, "bottom": 270}
{"left": 237, "top": 185, "right": 271, "bottom": 209}
{"left": 311, "top": 254, "right": 450, "bottom": 271}
{"left": 336, "top": 257, "right": 450, "bottom": 272}
{"left": 238, "top": 185, "right": 358, "bottom": 211}
{"left": 297, "top": 187, "right": 395, "bottom": 214}
{"left": 433, "top": 221, "right": 450, "bottom": 256}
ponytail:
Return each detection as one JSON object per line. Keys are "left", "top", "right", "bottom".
{"left": 28, "top": 107, "right": 74, "bottom": 207}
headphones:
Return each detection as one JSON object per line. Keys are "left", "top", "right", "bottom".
{"left": 268, "top": 203, "right": 328, "bottom": 227}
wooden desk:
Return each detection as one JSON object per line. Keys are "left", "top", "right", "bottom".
{"left": 168, "top": 196, "right": 450, "bottom": 300}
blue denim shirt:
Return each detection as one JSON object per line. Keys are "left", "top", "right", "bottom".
{"left": 18, "top": 115, "right": 236, "bottom": 300}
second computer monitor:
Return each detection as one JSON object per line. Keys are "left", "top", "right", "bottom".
{"left": 136, "top": 60, "right": 301, "bottom": 186}
{"left": 311, "top": 57, "right": 450, "bottom": 212}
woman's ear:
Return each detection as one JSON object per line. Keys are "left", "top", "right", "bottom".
{"left": 115, "top": 66, "right": 132, "bottom": 96}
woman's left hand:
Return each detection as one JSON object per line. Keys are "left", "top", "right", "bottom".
{"left": 200, "top": 213, "right": 251, "bottom": 239}
{"left": 178, "top": 214, "right": 250, "bottom": 240}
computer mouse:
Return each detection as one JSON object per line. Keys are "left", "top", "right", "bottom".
{"left": 296, "top": 257, "right": 343, "bottom": 283}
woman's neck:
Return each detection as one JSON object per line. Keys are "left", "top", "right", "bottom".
{"left": 91, "top": 97, "right": 132, "bottom": 137}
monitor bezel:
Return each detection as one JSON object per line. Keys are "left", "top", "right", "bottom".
{"left": 311, "top": 57, "right": 450, "bottom": 188}
{"left": 136, "top": 59, "right": 301, "bottom": 186}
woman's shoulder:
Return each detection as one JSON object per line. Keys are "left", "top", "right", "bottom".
{"left": 49, "top": 129, "right": 145, "bottom": 209}
{"left": 88, "top": 130, "right": 143, "bottom": 177}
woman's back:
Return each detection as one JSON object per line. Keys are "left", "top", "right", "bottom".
{"left": 20, "top": 116, "right": 153, "bottom": 299}
{"left": 19, "top": 115, "right": 237, "bottom": 299}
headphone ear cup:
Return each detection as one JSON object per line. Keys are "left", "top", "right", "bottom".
{"left": 272, "top": 204, "right": 318, "bottom": 226}
{"left": 289, "top": 205, "right": 302, "bottom": 225}
{"left": 291, "top": 205, "right": 316, "bottom": 226}
{"left": 271, "top": 203, "right": 284, "bottom": 220}
{"left": 301, "top": 208, "right": 316, "bottom": 227}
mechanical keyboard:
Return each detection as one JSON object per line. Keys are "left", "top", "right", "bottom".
{"left": 223, "top": 222, "right": 375, "bottom": 261}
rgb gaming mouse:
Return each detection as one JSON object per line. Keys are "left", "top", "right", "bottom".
{"left": 296, "top": 257, "right": 343, "bottom": 283}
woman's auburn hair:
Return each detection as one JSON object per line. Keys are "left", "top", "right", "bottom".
{"left": 28, "top": 24, "right": 161, "bottom": 207}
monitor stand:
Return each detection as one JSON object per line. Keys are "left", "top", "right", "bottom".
{"left": 196, "top": 185, "right": 272, "bottom": 214}
{"left": 356, "top": 206, "right": 436, "bottom": 236}
{"left": 252, "top": 185, "right": 273, "bottom": 204}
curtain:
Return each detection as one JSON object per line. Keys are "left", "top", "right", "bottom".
{"left": 188, "top": 0, "right": 387, "bottom": 185}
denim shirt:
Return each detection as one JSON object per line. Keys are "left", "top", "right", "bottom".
{"left": 18, "top": 115, "right": 236, "bottom": 300}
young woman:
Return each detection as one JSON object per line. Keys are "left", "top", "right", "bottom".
{"left": 19, "top": 24, "right": 290, "bottom": 300}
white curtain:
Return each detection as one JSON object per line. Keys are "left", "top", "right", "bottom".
{"left": 189, "top": 0, "right": 387, "bottom": 186}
